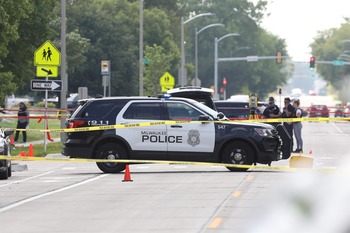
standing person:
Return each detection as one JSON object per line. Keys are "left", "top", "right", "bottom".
{"left": 262, "top": 97, "right": 281, "bottom": 128}
{"left": 292, "top": 99, "right": 303, "bottom": 153}
{"left": 281, "top": 97, "right": 295, "bottom": 149}
{"left": 14, "top": 102, "right": 29, "bottom": 143}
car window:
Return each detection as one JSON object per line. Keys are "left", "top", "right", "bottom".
{"left": 166, "top": 102, "right": 203, "bottom": 121}
{"left": 123, "top": 102, "right": 162, "bottom": 120}
{"left": 78, "top": 101, "right": 118, "bottom": 118}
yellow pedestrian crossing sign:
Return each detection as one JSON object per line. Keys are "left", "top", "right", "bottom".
{"left": 159, "top": 72, "right": 175, "bottom": 86}
{"left": 36, "top": 65, "right": 59, "bottom": 77}
{"left": 34, "top": 41, "right": 61, "bottom": 66}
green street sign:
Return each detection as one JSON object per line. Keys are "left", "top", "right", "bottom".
{"left": 333, "top": 60, "right": 344, "bottom": 66}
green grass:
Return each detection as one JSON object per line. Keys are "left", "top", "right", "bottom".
{"left": 1, "top": 112, "right": 65, "bottom": 157}
{"left": 12, "top": 142, "right": 62, "bottom": 157}
{"left": 0, "top": 117, "right": 62, "bottom": 142}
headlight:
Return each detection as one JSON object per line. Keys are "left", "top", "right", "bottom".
{"left": 254, "top": 128, "right": 273, "bottom": 137}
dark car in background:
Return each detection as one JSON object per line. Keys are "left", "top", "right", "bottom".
{"left": 167, "top": 86, "right": 216, "bottom": 110}
{"left": 214, "top": 101, "right": 265, "bottom": 120}
{"left": 308, "top": 104, "right": 329, "bottom": 118}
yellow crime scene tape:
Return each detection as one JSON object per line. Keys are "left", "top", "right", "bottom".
{"left": 1, "top": 117, "right": 347, "bottom": 172}
{"left": 6, "top": 117, "right": 350, "bottom": 133}
{"left": 0, "top": 155, "right": 336, "bottom": 172}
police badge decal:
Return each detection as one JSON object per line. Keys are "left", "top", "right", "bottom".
{"left": 188, "top": 129, "right": 200, "bottom": 147}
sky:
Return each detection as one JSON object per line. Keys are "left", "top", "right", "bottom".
{"left": 259, "top": 0, "right": 350, "bottom": 61}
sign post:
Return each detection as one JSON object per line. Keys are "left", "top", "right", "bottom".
{"left": 101, "top": 60, "right": 111, "bottom": 97}
{"left": 34, "top": 41, "right": 61, "bottom": 152}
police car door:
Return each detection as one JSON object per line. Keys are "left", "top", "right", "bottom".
{"left": 116, "top": 101, "right": 167, "bottom": 160}
{"left": 165, "top": 101, "right": 215, "bottom": 161}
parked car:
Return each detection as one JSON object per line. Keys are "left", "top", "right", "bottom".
{"left": 214, "top": 100, "right": 264, "bottom": 120}
{"left": 308, "top": 104, "right": 329, "bottom": 118}
{"left": 0, "top": 129, "right": 14, "bottom": 180}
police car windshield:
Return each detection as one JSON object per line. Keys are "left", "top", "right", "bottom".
{"left": 188, "top": 99, "right": 222, "bottom": 119}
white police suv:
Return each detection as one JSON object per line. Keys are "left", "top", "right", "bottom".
{"left": 62, "top": 95, "right": 290, "bottom": 173}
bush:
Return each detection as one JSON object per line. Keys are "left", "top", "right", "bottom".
{"left": 36, "top": 102, "right": 57, "bottom": 108}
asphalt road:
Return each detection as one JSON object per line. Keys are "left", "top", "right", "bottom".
{"left": 1, "top": 121, "right": 350, "bottom": 233}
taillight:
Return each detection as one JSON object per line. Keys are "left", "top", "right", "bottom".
{"left": 68, "top": 120, "right": 85, "bottom": 128}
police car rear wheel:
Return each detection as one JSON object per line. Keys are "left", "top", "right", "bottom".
{"left": 223, "top": 141, "right": 253, "bottom": 172}
{"left": 8, "top": 163, "right": 12, "bottom": 177}
{"left": 96, "top": 143, "right": 127, "bottom": 173}
{"left": 0, "top": 166, "right": 9, "bottom": 180}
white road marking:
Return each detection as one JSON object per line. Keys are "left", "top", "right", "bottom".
{"left": 331, "top": 122, "right": 345, "bottom": 134}
{"left": 0, "top": 174, "right": 109, "bottom": 213}
{"left": 0, "top": 171, "right": 55, "bottom": 188}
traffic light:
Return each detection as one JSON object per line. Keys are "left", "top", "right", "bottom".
{"left": 309, "top": 56, "right": 315, "bottom": 70}
{"left": 222, "top": 78, "right": 227, "bottom": 86}
{"left": 276, "top": 51, "right": 283, "bottom": 63}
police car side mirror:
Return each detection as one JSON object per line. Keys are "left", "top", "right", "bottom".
{"left": 4, "top": 129, "right": 14, "bottom": 137}
{"left": 217, "top": 112, "right": 225, "bottom": 120}
{"left": 198, "top": 115, "right": 210, "bottom": 121}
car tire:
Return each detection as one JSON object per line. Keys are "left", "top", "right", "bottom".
{"left": 223, "top": 141, "right": 254, "bottom": 172}
{"left": 96, "top": 143, "right": 127, "bottom": 173}
{"left": 8, "top": 163, "right": 12, "bottom": 177}
{"left": 0, "top": 166, "right": 9, "bottom": 180}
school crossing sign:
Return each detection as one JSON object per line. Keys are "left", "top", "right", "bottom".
{"left": 34, "top": 41, "right": 60, "bottom": 77}
{"left": 34, "top": 41, "right": 61, "bottom": 66}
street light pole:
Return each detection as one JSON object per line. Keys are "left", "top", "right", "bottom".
{"left": 139, "top": 0, "right": 144, "bottom": 96}
{"left": 180, "top": 12, "right": 214, "bottom": 87}
{"left": 214, "top": 33, "right": 240, "bottom": 99}
{"left": 195, "top": 23, "right": 224, "bottom": 86}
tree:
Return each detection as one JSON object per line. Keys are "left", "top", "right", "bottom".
{"left": 66, "top": 0, "right": 179, "bottom": 96}
{"left": 0, "top": 0, "right": 58, "bottom": 103}
{"left": 143, "top": 44, "right": 176, "bottom": 96}
{"left": 177, "top": 0, "right": 287, "bottom": 98}
{"left": 311, "top": 23, "right": 350, "bottom": 102}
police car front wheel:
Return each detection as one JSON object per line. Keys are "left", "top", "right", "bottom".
{"left": 223, "top": 141, "right": 254, "bottom": 172}
{"left": 96, "top": 143, "right": 127, "bottom": 173}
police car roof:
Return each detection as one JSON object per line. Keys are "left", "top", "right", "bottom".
{"left": 167, "top": 86, "right": 214, "bottom": 94}
{"left": 79, "top": 95, "right": 199, "bottom": 103}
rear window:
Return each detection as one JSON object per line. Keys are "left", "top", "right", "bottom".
{"left": 123, "top": 102, "right": 163, "bottom": 120}
{"left": 73, "top": 100, "right": 126, "bottom": 118}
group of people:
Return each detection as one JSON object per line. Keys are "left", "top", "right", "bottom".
{"left": 262, "top": 96, "right": 303, "bottom": 153}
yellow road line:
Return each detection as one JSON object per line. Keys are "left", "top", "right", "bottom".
{"left": 208, "top": 217, "right": 223, "bottom": 229}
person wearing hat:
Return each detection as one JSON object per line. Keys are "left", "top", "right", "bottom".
{"left": 262, "top": 97, "right": 281, "bottom": 128}
{"left": 281, "top": 97, "right": 295, "bottom": 150}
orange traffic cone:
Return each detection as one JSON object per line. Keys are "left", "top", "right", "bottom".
{"left": 10, "top": 135, "right": 15, "bottom": 145}
{"left": 122, "top": 164, "right": 133, "bottom": 182}
{"left": 19, "top": 151, "right": 26, "bottom": 157}
{"left": 28, "top": 144, "right": 34, "bottom": 157}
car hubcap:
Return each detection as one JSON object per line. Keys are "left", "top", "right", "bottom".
{"left": 230, "top": 149, "right": 246, "bottom": 164}
{"left": 104, "top": 150, "right": 119, "bottom": 167}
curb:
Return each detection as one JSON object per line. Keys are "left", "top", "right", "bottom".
{"left": 11, "top": 164, "right": 28, "bottom": 172}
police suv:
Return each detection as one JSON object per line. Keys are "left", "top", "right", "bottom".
{"left": 62, "top": 95, "right": 290, "bottom": 173}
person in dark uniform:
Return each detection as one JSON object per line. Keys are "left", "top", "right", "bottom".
{"left": 14, "top": 102, "right": 29, "bottom": 143}
{"left": 281, "top": 97, "right": 295, "bottom": 149}
{"left": 262, "top": 97, "right": 281, "bottom": 128}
